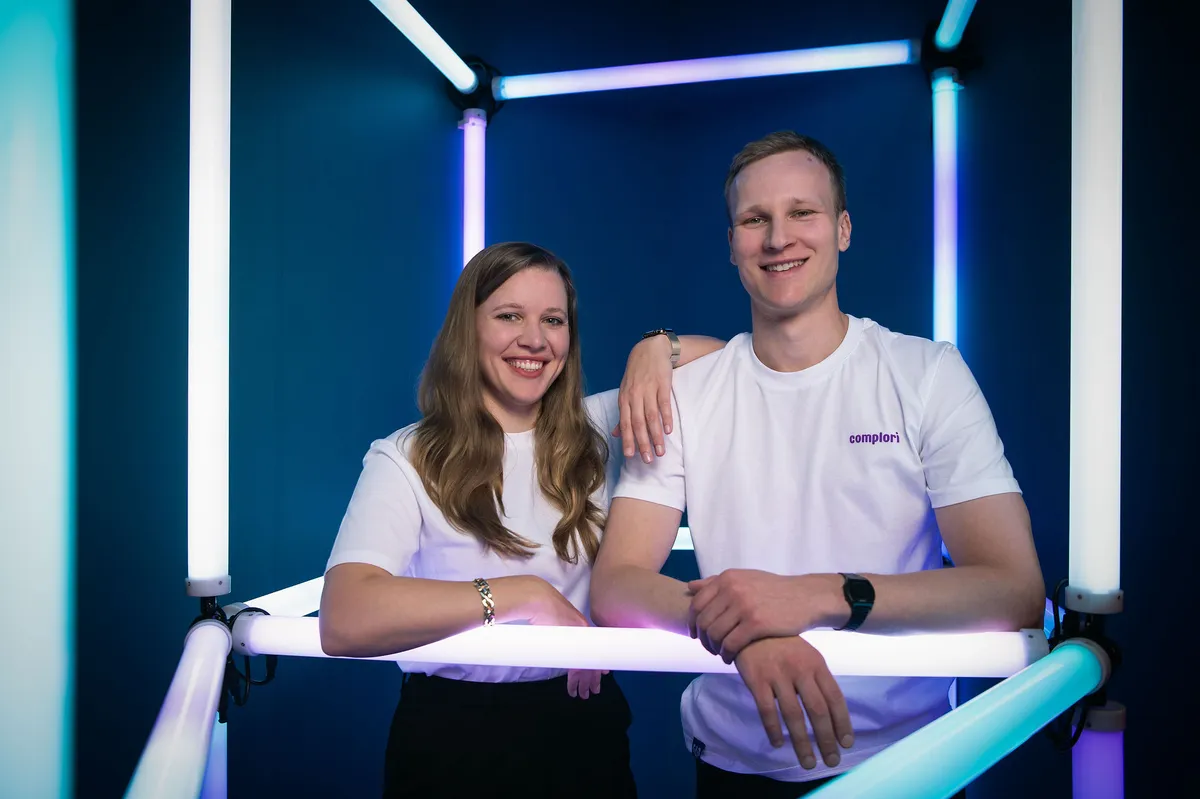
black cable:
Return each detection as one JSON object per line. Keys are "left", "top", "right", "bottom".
{"left": 1042, "top": 579, "right": 1100, "bottom": 751}
{"left": 1050, "top": 578, "right": 1069, "bottom": 645}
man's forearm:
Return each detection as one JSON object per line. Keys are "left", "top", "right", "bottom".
{"left": 804, "top": 566, "right": 1045, "bottom": 634}
{"left": 591, "top": 565, "right": 693, "bottom": 636}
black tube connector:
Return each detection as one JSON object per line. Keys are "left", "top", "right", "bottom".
{"left": 1044, "top": 579, "right": 1124, "bottom": 751}
{"left": 444, "top": 56, "right": 506, "bottom": 120}
{"left": 918, "top": 19, "right": 983, "bottom": 87}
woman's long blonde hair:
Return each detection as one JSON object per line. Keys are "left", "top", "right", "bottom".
{"left": 409, "top": 242, "right": 608, "bottom": 564}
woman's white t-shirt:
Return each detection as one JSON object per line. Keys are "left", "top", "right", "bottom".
{"left": 324, "top": 390, "right": 623, "bottom": 683}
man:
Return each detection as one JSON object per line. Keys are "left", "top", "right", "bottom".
{"left": 590, "top": 131, "right": 1045, "bottom": 798}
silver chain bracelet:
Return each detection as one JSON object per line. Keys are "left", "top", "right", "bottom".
{"left": 472, "top": 578, "right": 495, "bottom": 627}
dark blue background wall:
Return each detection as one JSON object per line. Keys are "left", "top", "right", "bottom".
{"left": 75, "top": 0, "right": 1192, "bottom": 796}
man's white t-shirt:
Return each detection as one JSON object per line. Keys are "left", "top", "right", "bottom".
{"left": 324, "top": 390, "right": 624, "bottom": 683}
{"left": 612, "top": 316, "right": 1022, "bottom": 781}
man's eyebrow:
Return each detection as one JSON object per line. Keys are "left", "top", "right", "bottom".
{"left": 735, "top": 197, "right": 823, "bottom": 217}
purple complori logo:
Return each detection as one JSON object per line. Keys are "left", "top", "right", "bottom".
{"left": 849, "top": 431, "right": 901, "bottom": 444}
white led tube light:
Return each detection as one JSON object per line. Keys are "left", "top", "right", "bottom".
{"left": 368, "top": 0, "right": 477, "bottom": 93}
{"left": 0, "top": 2, "right": 74, "bottom": 795}
{"left": 1067, "top": 0, "right": 1123, "bottom": 612}
{"left": 125, "top": 621, "right": 232, "bottom": 799}
{"left": 239, "top": 528, "right": 697, "bottom": 619}
{"left": 494, "top": 41, "right": 915, "bottom": 101}
{"left": 234, "top": 615, "right": 1047, "bottom": 678}
{"left": 187, "top": 0, "right": 233, "bottom": 597}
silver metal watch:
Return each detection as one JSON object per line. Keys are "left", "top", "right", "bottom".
{"left": 641, "top": 328, "right": 681, "bottom": 366}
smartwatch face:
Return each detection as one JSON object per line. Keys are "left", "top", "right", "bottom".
{"left": 844, "top": 574, "right": 874, "bottom": 605}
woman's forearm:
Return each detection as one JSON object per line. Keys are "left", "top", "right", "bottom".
{"left": 319, "top": 569, "right": 544, "bottom": 658}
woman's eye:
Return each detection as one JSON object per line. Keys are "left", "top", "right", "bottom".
{"left": 545, "top": 317, "right": 565, "bottom": 327}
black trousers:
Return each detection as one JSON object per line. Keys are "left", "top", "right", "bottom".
{"left": 382, "top": 672, "right": 637, "bottom": 798}
{"left": 696, "top": 757, "right": 969, "bottom": 798}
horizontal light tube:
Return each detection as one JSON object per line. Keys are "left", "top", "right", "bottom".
{"left": 1068, "top": 0, "right": 1123, "bottom": 602}
{"left": 125, "top": 621, "right": 232, "bottom": 799}
{"left": 934, "top": 0, "right": 979, "bottom": 51}
{"left": 242, "top": 577, "right": 325, "bottom": 618}
{"left": 809, "top": 640, "right": 1108, "bottom": 799}
{"left": 241, "top": 529, "right": 697, "bottom": 618}
{"left": 493, "top": 40, "right": 916, "bottom": 101}
{"left": 187, "top": 0, "right": 232, "bottom": 594}
{"left": 236, "top": 615, "right": 1046, "bottom": 678}
{"left": 368, "top": 0, "right": 477, "bottom": 93}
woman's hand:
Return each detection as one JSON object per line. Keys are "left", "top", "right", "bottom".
{"left": 612, "top": 334, "right": 675, "bottom": 463}
{"left": 520, "top": 576, "right": 609, "bottom": 699}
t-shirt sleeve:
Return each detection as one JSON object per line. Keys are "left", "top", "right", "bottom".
{"left": 610, "top": 391, "right": 686, "bottom": 512}
{"left": 325, "top": 438, "right": 424, "bottom": 576}
{"left": 585, "top": 389, "right": 625, "bottom": 497}
{"left": 920, "top": 346, "right": 1022, "bottom": 508}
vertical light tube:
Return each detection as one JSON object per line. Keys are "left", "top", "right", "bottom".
{"left": 1073, "top": 726, "right": 1125, "bottom": 798}
{"left": 188, "top": 0, "right": 233, "bottom": 596}
{"left": 460, "top": 108, "right": 486, "bottom": 267}
{"left": 932, "top": 69, "right": 960, "bottom": 345}
{"left": 1068, "top": 0, "right": 1123, "bottom": 609}
{"left": 0, "top": 2, "right": 73, "bottom": 796}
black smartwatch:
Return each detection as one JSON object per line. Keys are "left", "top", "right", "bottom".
{"left": 836, "top": 573, "right": 875, "bottom": 632}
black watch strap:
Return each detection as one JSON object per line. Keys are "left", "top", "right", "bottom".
{"left": 836, "top": 572, "right": 875, "bottom": 632}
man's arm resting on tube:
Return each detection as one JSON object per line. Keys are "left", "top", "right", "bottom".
{"left": 590, "top": 496, "right": 692, "bottom": 635}
{"left": 857, "top": 492, "right": 1046, "bottom": 631}
{"left": 689, "top": 492, "right": 1048, "bottom": 662}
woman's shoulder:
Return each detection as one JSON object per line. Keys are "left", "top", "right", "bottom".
{"left": 365, "top": 421, "right": 423, "bottom": 465}
{"left": 584, "top": 388, "right": 620, "bottom": 432}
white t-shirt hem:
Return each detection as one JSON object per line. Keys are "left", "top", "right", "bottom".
{"left": 325, "top": 548, "right": 402, "bottom": 577}
{"left": 609, "top": 483, "right": 686, "bottom": 511}
{"left": 687, "top": 733, "right": 889, "bottom": 783}
{"left": 928, "top": 478, "right": 1022, "bottom": 509}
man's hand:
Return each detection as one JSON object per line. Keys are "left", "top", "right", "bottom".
{"left": 689, "top": 570, "right": 840, "bottom": 662}
{"left": 611, "top": 334, "right": 675, "bottom": 463}
{"left": 735, "top": 636, "right": 855, "bottom": 771}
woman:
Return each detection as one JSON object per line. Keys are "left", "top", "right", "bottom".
{"left": 319, "top": 241, "right": 723, "bottom": 797}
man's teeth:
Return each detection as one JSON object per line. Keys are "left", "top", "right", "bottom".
{"left": 763, "top": 259, "right": 805, "bottom": 272}
{"left": 507, "top": 359, "right": 544, "bottom": 372}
